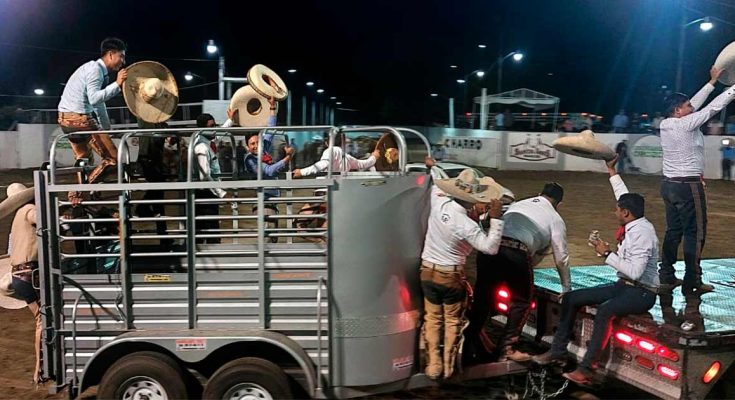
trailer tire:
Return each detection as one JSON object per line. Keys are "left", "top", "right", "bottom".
{"left": 202, "top": 357, "right": 291, "bottom": 400}
{"left": 97, "top": 351, "right": 188, "bottom": 400}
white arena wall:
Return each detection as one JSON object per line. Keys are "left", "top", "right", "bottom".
{"left": 0, "top": 124, "right": 730, "bottom": 180}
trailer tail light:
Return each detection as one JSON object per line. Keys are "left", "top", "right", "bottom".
{"left": 415, "top": 174, "right": 427, "bottom": 186}
{"left": 703, "top": 361, "right": 721, "bottom": 384}
{"left": 658, "top": 365, "right": 680, "bottom": 380}
{"left": 657, "top": 346, "right": 679, "bottom": 362}
{"left": 497, "top": 288, "right": 509, "bottom": 299}
{"left": 497, "top": 302, "right": 509, "bottom": 312}
{"left": 615, "top": 331, "right": 633, "bottom": 344}
{"left": 635, "top": 356, "right": 655, "bottom": 370}
{"left": 531, "top": 300, "right": 537, "bottom": 309}
{"left": 637, "top": 339, "right": 656, "bottom": 353}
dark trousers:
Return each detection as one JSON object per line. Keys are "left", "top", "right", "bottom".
{"left": 660, "top": 180, "right": 707, "bottom": 291}
{"left": 466, "top": 247, "right": 532, "bottom": 349}
{"left": 550, "top": 282, "right": 656, "bottom": 372}
{"left": 195, "top": 189, "right": 221, "bottom": 244}
{"left": 138, "top": 160, "right": 171, "bottom": 246}
{"left": 722, "top": 159, "right": 732, "bottom": 180}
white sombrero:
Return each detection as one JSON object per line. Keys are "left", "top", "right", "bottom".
{"left": 715, "top": 41, "right": 735, "bottom": 85}
{"left": 229, "top": 85, "right": 278, "bottom": 127}
{"left": 0, "top": 256, "right": 25, "bottom": 309}
{"left": 552, "top": 130, "right": 615, "bottom": 161}
{"left": 247, "top": 64, "right": 288, "bottom": 101}
{"left": 0, "top": 182, "right": 34, "bottom": 221}
{"left": 435, "top": 169, "right": 506, "bottom": 204}
{"left": 123, "top": 61, "right": 179, "bottom": 123}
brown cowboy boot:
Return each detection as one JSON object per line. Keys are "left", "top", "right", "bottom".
{"left": 443, "top": 301, "right": 467, "bottom": 379}
{"left": 423, "top": 299, "right": 443, "bottom": 379}
{"left": 87, "top": 134, "right": 118, "bottom": 183}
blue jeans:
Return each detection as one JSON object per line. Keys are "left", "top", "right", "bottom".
{"left": 550, "top": 282, "right": 656, "bottom": 372}
{"left": 660, "top": 180, "right": 707, "bottom": 291}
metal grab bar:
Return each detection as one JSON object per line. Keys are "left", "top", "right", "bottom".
{"left": 395, "top": 127, "right": 433, "bottom": 160}
{"left": 316, "top": 276, "right": 327, "bottom": 390}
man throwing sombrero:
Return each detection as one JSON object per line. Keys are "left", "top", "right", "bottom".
{"left": 420, "top": 158, "right": 505, "bottom": 379}
{"left": 57, "top": 37, "right": 128, "bottom": 204}
{"left": 659, "top": 66, "right": 735, "bottom": 294}
{"left": 0, "top": 183, "right": 43, "bottom": 383}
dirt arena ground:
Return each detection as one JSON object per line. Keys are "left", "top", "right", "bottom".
{"left": 2, "top": 167, "right": 734, "bottom": 399}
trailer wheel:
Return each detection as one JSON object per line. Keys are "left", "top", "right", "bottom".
{"left": 202, "top": 357, "right": 291, "bottom": 400}
{"left": 97, "top": 351, "right": 187, "bottom": 400}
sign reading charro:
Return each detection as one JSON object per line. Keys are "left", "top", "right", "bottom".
{"left": 507, "top": 133, "right": 558, "bottom": 163}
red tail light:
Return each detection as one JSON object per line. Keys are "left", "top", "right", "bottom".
{"left": 635, "top": 355, "right": 655, "bottom": 370}
{"left": 497, "top": 288, "right": 510, "bottom": 299}
{"left": 657, "top": 346, "right": 679, "bottom": 362}
{"left": 658, "top": 365, "right": 680, "bottom": 380}
{"left": 497, "top": 302, "right": 509, "bottom": 312}
{"left": 703, "top": 361, "right": 721, "bottom": 384}
{"left": 637, "top": 339, "right": 656, "bottom": 353}
{"left": 531, "top": 301, "right": 537, "bottom": 309}
{"left": 615, "top": 332, "right": 633, "bottom": 344}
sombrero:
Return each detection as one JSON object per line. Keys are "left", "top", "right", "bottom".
{"left": 374, "top": 132, "right": 399, "bottom": 171}
{"left": 0, "top": 183, "right": 34, "bottom": 220}
{"left": 714, "top": 41, "right": 735, "bottom": 85}
{"left": 552, "top": 130, "right": 615, "bottom": 161}
{"left": 123, "top": 61, "right": 179, "bottom": 123}
{"left": 0, "top": 256, "right": 25, "bottom": 309}
{"left": 435, "top": 168, "right": 506, "bottom": 204}
{"left": 247, "top": 64, "right": 289, "bottom": 101}
{"left": 229, "top": 85, "right": 278, "bottom": 127}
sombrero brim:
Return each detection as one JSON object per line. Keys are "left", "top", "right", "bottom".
{"left": 123, "top": 61, "right": 179, "bottom": 124}
{"left": 247, "top": 64, "right": 289, "bottom": 101}
{"left": 435, "top": 177, "right": 505, "bottom": 203}
{"left": 714, "top": 41, "right": 735, "bottom": 86}
{"left": 553, "top": 132, "right": 615, "bottom": 161}
{"left": 0, "top": 257, "right": 26, "bottom": 310}
{"left": 0, "top": 187, "right": 34, "bottom": 220}
{"left": 230, "top": 85, "right": 278, "bottom": 127}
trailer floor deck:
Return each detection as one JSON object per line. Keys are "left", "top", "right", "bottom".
{"left": 534, "top": 259, "right": 735, "bottom": 336}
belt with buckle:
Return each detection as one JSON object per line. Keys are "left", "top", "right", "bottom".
{"left": 500, "top": 237, "right": 529, "bottom": 254}
{"left": 421, "top": 260, "right": 463, "bottom": 272}
{"left": 618, "top": 278, "right": 658, "bottom": 294}
{"left": 663, "top": 176, "right": 702, "bottom": 183}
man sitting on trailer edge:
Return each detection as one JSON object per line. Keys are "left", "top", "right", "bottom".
{"left": 420, "top": 159, "right": 506, "bottom": 380}
{"left": 532, "top": 155, "right": 660, "bottom": 385}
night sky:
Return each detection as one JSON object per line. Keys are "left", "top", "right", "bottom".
{"left": 2, "top": 0, "right": 735, "bottom": 125}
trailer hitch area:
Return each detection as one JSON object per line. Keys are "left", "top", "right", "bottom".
{"left": 522, "top": 368, "right": 569, "bottom": 400}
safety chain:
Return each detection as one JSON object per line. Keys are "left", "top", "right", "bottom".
{"left": 522, "top": 368, "right": 569, "bottom": 400}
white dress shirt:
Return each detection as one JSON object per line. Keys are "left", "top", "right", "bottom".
{"left": 605, "top": 175, "right": 660, "bottom": 287}
{"left": 421, "top": 185, "right": 504, "bottom": 267}
{"left": 58, "top": 59, "right": 120, "bottom": 129}
{"left": 661, "top": 83, "right": 735, "bottom": 178}
{"left": 502, "top": 196, "right": 571, "bottom": 292}
{"left": 299, "top": 146, "right": 376, "bottom": 176}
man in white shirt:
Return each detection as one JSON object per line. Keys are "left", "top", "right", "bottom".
{"left": 57, "top": 38, "right": 128, "bottom": 204}
{"left": 659, "top": 66, "right": 735, "bottom": 295}
{"left": 466, "top": 182, "right": 570, "bottom": 363}
{"left": 533, "top": 156, "right": 659, "bottom": 386}
{"left": 420, "top": 163, "right": 505, "bottom": 379}
{"left": 293, "top": 132, "right": 380, "bottom": 177}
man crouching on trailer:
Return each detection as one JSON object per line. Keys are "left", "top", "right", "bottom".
{"left": 420, "top": 158, "right": 506, "bottom": 379}
{"left": 533, "top": 155, "right": 660, "bottom": 385}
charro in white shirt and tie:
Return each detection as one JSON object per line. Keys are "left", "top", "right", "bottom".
{"left": 659, "top": 66, "right": 735, "bottom": 294}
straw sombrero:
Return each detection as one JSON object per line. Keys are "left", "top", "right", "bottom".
{"left": 123, "top": 61, "right": 179, "bottom": 123}
{"left": 714, "top": 41, "right": 735, "bottom": 85}
{"left": 0, "top": 183, "right": 34, "bottom": 220}
{"left": 229, "top": 85, "right": 278, "bottom": 127}
{"left": 435, "top": 169, "right": 506, "bottom": 204}
{"left": 247, "top": 64, "right": 288, "bottom": 101}
{"left": 0, "top": 256, "right": 25, "bottom": 309}
{"left": 552, "top": 130, "right": 615, "bottom": 161}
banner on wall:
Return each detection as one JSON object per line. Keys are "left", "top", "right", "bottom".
{"left": 441, "top": 136, "right": 498, "bottom": 168}
{"left": 630, "top": 135, "right": 663, "bottom": 175}
{"left": 506, "top": 133, "right": 558, "bottom": 163}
